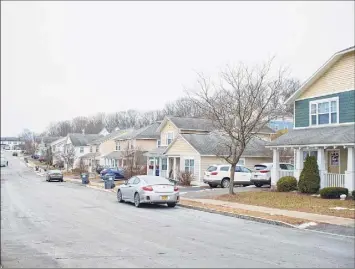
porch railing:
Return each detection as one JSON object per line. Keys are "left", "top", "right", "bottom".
{"left": 279, "top": 170, "right": 294, "bottom": 178}
{"left": 324, "top": 173, "right": 345, "bottom": 188}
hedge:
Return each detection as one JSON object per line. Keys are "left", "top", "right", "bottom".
{"left": 277, "top": 176, "right": 298, "bottom": 192}
{"left": 319, "top": 187, "right": 349, "bottom": 199}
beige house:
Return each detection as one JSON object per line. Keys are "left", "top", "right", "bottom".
{"left": 267, "top": 46, "right": 355, "bottom": 191}
{"left": 103, "top": 123, "right": 160, "bottom": 168}
{"left": 145, "top": 116, "right": 274, "bottom": 181}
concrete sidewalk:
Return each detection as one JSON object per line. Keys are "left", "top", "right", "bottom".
{"left": 182, "top": 198, "right": 355, "bottom": 227}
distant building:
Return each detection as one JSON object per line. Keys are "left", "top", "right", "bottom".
{"left": 0, "top": 137, "right": 25, "bottom": 150}
{"left": 268, "top": 117, "right": 293, "bottom": 131}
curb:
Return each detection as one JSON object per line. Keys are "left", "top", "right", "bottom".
{"left": 177, "top": 203, "right": 297, "bottom": 229}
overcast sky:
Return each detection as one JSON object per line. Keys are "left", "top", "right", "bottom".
{"left": 1, "top": 1, "right": 354, "bottom": 137}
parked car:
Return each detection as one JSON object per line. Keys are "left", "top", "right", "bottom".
{"left": 117, "top": 175, "right": 179, "bottom": 208}
{"left": 12, "top": 152, "right": 18, "bottom": 156}
{"left": 250, "top": 163, "right": 294, "bottom": 187}
{"left": 96, "top": 165, "right": 104, "bottom": 174}
{"left": 203, "top": 164, "right": 253, "bottom": 188}
{"left": 46, "top": 170, "right": 64, "bottom": 182}
{"left": 31, "top": 154, "right": 39, "bottom": 159}
{"left": 39, "top": 156, "right": 47, "bottom": 163}
{"left": 0, "top": 156, "right": 8, "bottom": 167}
{"left": 100, "top": 168, "right": 125, "bottom": 180}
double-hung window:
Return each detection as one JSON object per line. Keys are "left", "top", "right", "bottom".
{"left": 167, "top": 132, "right": 174, "bottom": 145}
{"left": 184, "top": 159, "right": 194, "bottom": 174}
{"left": 80, "top": 147, "right": 84, "bottom": 153}
{"left": 310, "top": 97, "right": 338, "bottom": 126}
{"left": 115, "top": 142, "right": 120, "bottom": 151}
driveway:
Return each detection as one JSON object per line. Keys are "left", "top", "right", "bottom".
{"left": 1, "top": 153, "right": 354, "bottom": 268}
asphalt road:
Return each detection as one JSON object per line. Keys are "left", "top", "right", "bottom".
{"left": 1, "top": 153, "right": 354, "bottom": 268}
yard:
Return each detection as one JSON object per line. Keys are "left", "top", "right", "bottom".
{"left": 214, "top": 191, "right": 355, "bottom": 219}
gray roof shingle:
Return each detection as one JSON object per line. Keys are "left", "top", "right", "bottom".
{"left": 89, "top": 129, "right": 127, "bottom": 145}
{"left": 134, "top": 122, "right": 160, "bottom": 139}
{"left": 267, "top": 125, "right": 355, "bottom": 147}
{"left": 104, "top": 151, "right": 123, "bottom": 159}
{"left": 69, "top": 134, "right": 102, "bottom": 147}
{"left": 180, "top": 133, "right": 271, "bottom": 157}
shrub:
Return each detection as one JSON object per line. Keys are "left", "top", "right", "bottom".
{"left": 298, "top": 156, "right": 320, "bottom": 194}
{"left": 352, "top": 190, "right": 355, "bottom": 200}
{"left": 319, "top": 187, "right": 349, "bottom": 199}
{"left": 277, "top": 176, "right": 298, "bottom": 192}
{"left": 178, "top": 172, "right": 193, "bottom": 186}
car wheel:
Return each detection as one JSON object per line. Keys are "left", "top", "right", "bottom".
{"left": 221, "top": 178, "right": 230, "bottom": 188}
{"left": 254, "top": 183, "right": 263, "bottom": 188}
{"left": 242, "top": 184, "right": 249, "bottom": 187}
{"left": 117, "top": 190, "right": 124, "bottom": 203}
{"left": 208, "top": 183, "right": 217, "bottom": 188}
{"left": 134, "top": 193, "right": 141, "bottom": 208}
{"left": 60, "top": 179, "right": 64, "bottom": 182}
{"left": 167, "top": 203, "right": 177, "bottom": 208}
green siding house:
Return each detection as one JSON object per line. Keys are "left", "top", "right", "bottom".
{"left": 267, "top": 46, "right": 355, "bottom": 192}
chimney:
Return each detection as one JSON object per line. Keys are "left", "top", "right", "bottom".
{"left": 82, "top": 129, "right": 85, "bottom": 135}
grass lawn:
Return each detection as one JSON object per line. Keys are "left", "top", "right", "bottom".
{"left": 215, "top": 191, "right": 355, "bottom": 219}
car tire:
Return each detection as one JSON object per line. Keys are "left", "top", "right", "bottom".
{"left": 242, "top": 184, "right": 249, "bottom": 187}
{"left": 134, "top": 193, "right": 141, "bottom": 208}
{"left": 208, "top": 183, "right": 217, "bottom": 188}
{"left": 254, "top": 183, "right": 263, "bottom": 188}
{"left": 60, "top": 179, "right": 64, "bottom": 182}
{"left": 117, "top": 190, "right": 124, "bottom": 203}
{"left": 167, "top": 203, "right": 177, "bottom": 208}
{"left": 221, "top": 178, "right": 230, "bottom": 188}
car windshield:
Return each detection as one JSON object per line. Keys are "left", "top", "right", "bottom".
{"left": 49, "top": 170, "right": 61, "bottom": 174}
{"left": 254, "top": 165, "right": 268, "bottom": 171}
{"left": 207, "top": 166, "right": 217, "bottom": 172}
{"left": 142, "top": 177, "right": 172, "bottom": 185}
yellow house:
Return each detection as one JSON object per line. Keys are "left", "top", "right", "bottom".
{"left": 145, "top": 116, "right": 274, "bottom": 181}
{"left": 268, "top": 46, "right": 355, "bottom": 191}
{"left": 103, "top": 123, "right": 160, "bottom": 168}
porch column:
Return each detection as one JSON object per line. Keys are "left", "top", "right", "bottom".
{"left": 158, "top": 157, "right": 162, "bottom": 177}
{"left": 345, "top": 147, "right": 355, "bottom": 192}
{"left": 294, "top": 148, "right": 304, "bottom": 180}
{"left": 173, "top": 157, "right": 177, "bottom": 180}
{"left": 317, "top": 148, "right": 326, "bottom": 188}
{"left": 166, "top": 157, "right": 170, "bottom": 179}
{"left": 146, "top": 157, "right": 150, "bottom": 175}
{"left": 271, "top": 149, "right": 279, "bottom": 186}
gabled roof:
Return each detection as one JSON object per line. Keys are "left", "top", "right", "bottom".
{"left": 267, "top": 125, "right": 355, "bottom": 147}
{"left": 157, "top": 116, "right": 215, "bottom": 133}
{"left": 89, "top": 129, "right": 127, "bottom": 145}
{"left": 166, "top": 133, "right": 271, "bottom": 157}
{"left": 50, "top": 137, "right": 67, "bottom": 146}
{"left": 68, "top": 134, "right": 102, "bottom": 147}
{"left": 285, "top": 46, "right": 355, "bottom": 104}
{"left": 115, "top": 123, "right": 160, "bottom": 141}
{"left": 41, "top": 136, "right": 63, "bottom": 144}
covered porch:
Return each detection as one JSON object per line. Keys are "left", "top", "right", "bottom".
{"left": 267, "top": 125, "right": 355, "bottom": 191}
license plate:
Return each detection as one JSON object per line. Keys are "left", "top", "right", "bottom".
{"left": 161, "top": 196, "right": 168, "bottom": 200}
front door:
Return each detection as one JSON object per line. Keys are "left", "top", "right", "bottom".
{"left": 328, "top": 150, "right": 340, "bottom": 174}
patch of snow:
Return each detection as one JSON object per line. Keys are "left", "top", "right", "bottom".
{"left": 298, "top": 222, "right": 318, "bottom": 229}
{"left": 329, "top": 207, "right": 353, "bottom": 211}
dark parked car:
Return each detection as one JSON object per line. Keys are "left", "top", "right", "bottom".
{"left": 31, "top": 154, "right": 39, "bottom": 159}
{"left": 46, "top": 170, "right": 64, "bottom": 182}
{"left": 100, "top": 168, "right": 125, "bottom": 181}
{"left": 96, "top": 165, "right": 104, "bottom": 174}
{"left": 12, "top": 152, "right": 18, "bottom": 156}
{"left": 39, "top": 156, "right": 47, "bottom": 163}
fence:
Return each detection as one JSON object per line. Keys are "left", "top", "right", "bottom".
{"left": 324, "top": 173, "right": 345, "bottom": 188}
{"left": 278, "top": 169, "right": 294, "bottom": 178}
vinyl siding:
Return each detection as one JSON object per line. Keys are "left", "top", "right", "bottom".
{"left": 294, "top": 90, "right": 355, "bottom": 127}
{"left": 160, "top": 120, "right": 179, "bottom": 146}
{"left": 298, "top": 52, "right": 355, "bottom": 99}
{"left": 100, "top": 140, "right": 116, "bottom": 156}
{"left": 135, "top": 139, "right": 157, "bottom": 151}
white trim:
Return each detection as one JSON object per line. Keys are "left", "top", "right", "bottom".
{"left": 309, "top": 97, "right": 339, "bottom": 127}
{"left": 293, "top": 122, "right": 355, "bottom": 130}
{"left": 267, "top": 143, "right": 355, "bottom": 149}
{"left": 285, "top": 46, "right": 355, "bottom": 104}
{"left": 156, "top": 116, "right": 179, "bottom": 133}
{"left": 295, "top": 88, "right": 354, "bottom": 101}
{"left": 198, "top": 155, "right": 201, "bottom": 182}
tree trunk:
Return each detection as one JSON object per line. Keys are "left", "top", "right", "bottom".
{"left": 229, "top": 163, "right": 236, "bottom": 195}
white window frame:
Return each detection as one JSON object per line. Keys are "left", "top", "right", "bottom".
{"left": 167, "top": 132, "right": 174, "bottom": 145}
{"left": 157, "top": 139, "right": 161, "bottom": 148}
{"left": 90, "top": 146, "right": 93, "bottom": 153}
{"left": 115, "top": 142, "right": 120, "bottom": 151}
{"left": 80, "top": 147, "right": 84, "bottom": 153}
{"left": 309, "top": 97, "right": 339, "bottom": 127}
{"left": 96, "top": 146, "right": 99, "bottom": 152}
{"left": 184, "top": 158, "right": 195, "bottom": 174}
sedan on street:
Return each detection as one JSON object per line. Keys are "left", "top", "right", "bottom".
{"left": 46, "top": 170, "right": 64, "bottom": 182}
{"left": 117, "top": 175, "right": 179, "bottom": 208}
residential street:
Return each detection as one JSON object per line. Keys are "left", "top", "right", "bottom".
{"left": 1, "top": 154, "right": 354, "bottom": 268}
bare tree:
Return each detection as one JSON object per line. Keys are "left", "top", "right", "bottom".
{"left": 188, "top": 59, "right": 286, "bottom": 194}
{"left": 60, "top": 146, "right": 76, "bottom": 172}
